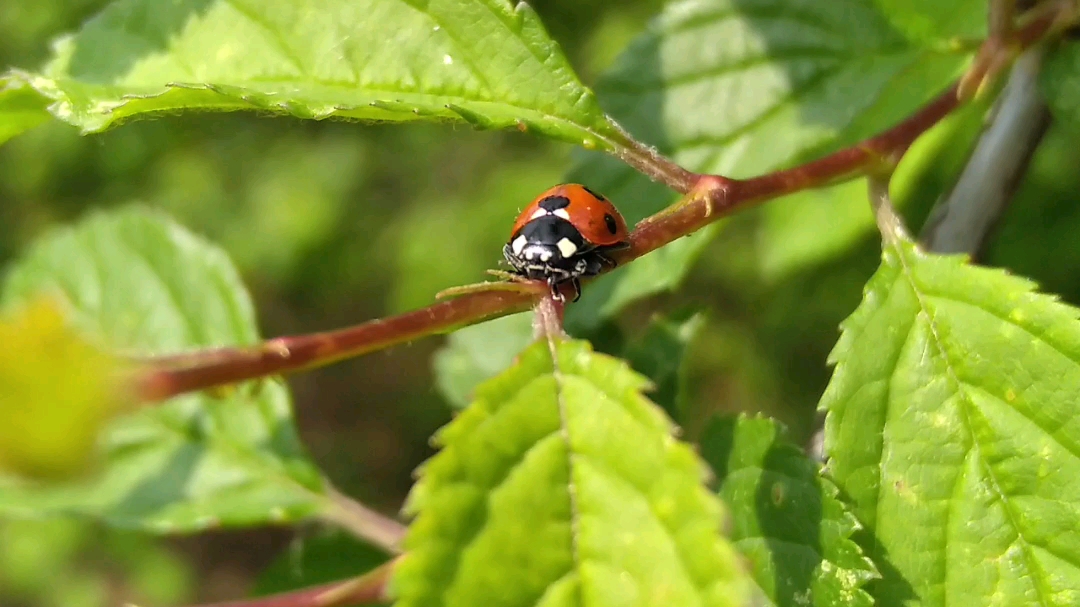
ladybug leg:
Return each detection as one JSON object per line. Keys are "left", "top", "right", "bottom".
{"left": 501, "top": 243, "right": 517, "bottom": 268}
{"left": 547, "top": 275, "right": 565, "bottom": 302}
{"left": 570, "top": 278, "right": 582, "bottom": 302}
{"left": 576, "top": 255, "right": 607, "bottom": 278}
{"left": 597, "top": 242, "right": 628, "bottom": 267}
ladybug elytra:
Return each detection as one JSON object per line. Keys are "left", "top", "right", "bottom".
{"left": 503, "top": 183, "right": 630, "bottom": 302}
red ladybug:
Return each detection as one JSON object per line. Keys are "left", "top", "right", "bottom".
{"left": 503, "top": 184, "right": 630, "bottom": 301}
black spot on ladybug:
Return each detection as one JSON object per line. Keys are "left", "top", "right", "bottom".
{"left": 604, "top": 213, "right": 618, "bottom": 235}
{"left": 538, "top": 195, "right": 571, "bottom": 211}
{"left": 581, "top": 185, "right": 606, "bottom": 201}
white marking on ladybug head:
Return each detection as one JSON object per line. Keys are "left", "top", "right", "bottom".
{"left": 511, "top": 235, "right": 528, "bottom": 255}
{"left": 556, "top": 238, "right": 578, "bottom": 258}
{"left": 553, "top": 209, "right": 571, "bottom": 220}
{"left": 523, "top": 245, "right": 552, "bottom": 262}
{"left": 530, "top": 208, "right": 548, "bottom": 220}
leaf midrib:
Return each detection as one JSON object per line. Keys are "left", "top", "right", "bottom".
{"left": 549, "top": 345, "right": 718, "bottom": 602}
{"left": 892, "top": 245, "right": 1054, "bottom": 607}
{"left": 548, "top": 340, "right": 584, "bottom": 605}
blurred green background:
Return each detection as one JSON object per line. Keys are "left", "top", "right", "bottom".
{"left": 4, "top": 1, "right": 1080, "bottom": 606}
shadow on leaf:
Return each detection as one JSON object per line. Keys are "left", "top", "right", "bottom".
{"left": 68, "top": 0, "right": 217, "bottom": 84}
{"left": 701, "top": 414, "right": 885, "bottom": 607}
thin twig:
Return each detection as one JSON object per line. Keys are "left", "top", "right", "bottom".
{"left": 620, "top": 85, "right": 963, "bottom": 265}
{"left": 155, "top": 559, "right": 397, "bottom": 607}
{"left": 608, "top": 119, "right": 698, "bottom": 193}
{"left": 959, "top": 0, "right": 1020, "bottom": 99}
{"left": 320, "top": 486, "right": 407, "bottom": 554}
{"left": 135, "top": 288, "right": 537, "bottom": 402}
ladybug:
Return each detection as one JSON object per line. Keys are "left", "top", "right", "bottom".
{"left": 503, "top": 183, "right": 630, "bottom": 302}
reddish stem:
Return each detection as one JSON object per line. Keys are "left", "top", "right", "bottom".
{"left": 178, "top": 559, "right": 395, "bottom": 607}
{"left": 610, "top": 123, "right": 699, "bottom": 192}
{"left": 136, "top": 289, "right": 534, "bottom": 402}
{"left": 130, "top": 4, "right": 1070, "bottom": 404}
{"left": 321, "top": 486, "right": 408, "bottom": 554}
{"left": 618, "top": 83, "right": 959, "bottom": 263}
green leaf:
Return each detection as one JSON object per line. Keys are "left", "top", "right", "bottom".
{"left": 821, "top": 235, "right": 1080, "bottom": 606}
{"left": 0, "top": 518, "right": 194, "bottom": 607}
{"left": 868, "top": 0, "right": 985, "bottom": 41}
{"left": 1042, "top": 41, "right": 1080, "bottom": 136}
{"left": 393, "top": 338, "right": 752, "bottom": 607}
{"left": 0, "top": 206, "right": 330, "bottom": 532}
{"left": 0, "top": 81, "right": 51, "bottom": 146}
{"left": 1, "top": 0, "right": 622, "bottom": 149}
{"left": 622, "top": 310, "right": 705, "bottom": 423}
{"left": 432, "top": 312, "right": 534, "bottom": 410}
{"left": 566, "top": 0, "right": 984, "bottom": 329}
{"left": 700, "top": 414, "right": 876, "bottom": 607}
{"left": 254, "top": 530, "right": 389, "bottom": 601}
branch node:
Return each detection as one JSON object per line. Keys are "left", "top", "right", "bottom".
{"left": 691, "top": 174, "right": 737, "bottom": 217}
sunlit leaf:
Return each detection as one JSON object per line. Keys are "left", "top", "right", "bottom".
{"left": 394, "top": 338, "right": 751, "bottom": 607}
{"left": 0, "top": 0, "right": 623, "bottom": 150}
{"left": 821, "top": 235, "right": 1080, "bottom": 606}
{"left": 701, "top": 414, "right": 876, "bottom": 607}
{"left": 0, "top": 207, "right": 329, "bottom": 532}
{"left": 567, "top": 0, "right": 985, "bottom": 329}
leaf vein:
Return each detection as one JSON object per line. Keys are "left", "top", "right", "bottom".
{"left": 922, "top": 291, "right": 1080, "bottom": 370}
{"left": 603, "top": 50, "right": 847, "bottom": 96}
